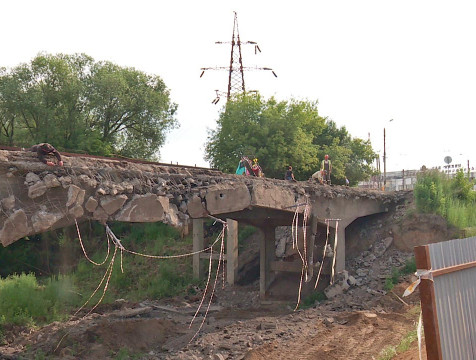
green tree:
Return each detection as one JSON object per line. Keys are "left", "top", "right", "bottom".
{"left": 86, "top": 61, "right": 178, "bottom": 159}
{"left": 0, "top": 53, "right": 178, "bottom": 159}
{"left": 205, "top": 94, "right": 376, "bottom": 183}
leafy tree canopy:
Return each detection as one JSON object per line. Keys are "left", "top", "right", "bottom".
{"left": 0, "top": 53, "right": 177, "bottom": 159}
{"left": 205, "top": 94, "right": 376, "bottom": 184}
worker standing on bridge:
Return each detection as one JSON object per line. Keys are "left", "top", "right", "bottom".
{"left": 321, "top": 154, "right": 332, "bottom": 185}
{"left": 28, "top": 143, "right": 63, "bottom": 166}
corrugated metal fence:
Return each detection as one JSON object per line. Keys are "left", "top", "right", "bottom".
{"left": 415, "top": 236, "right": 476, "bottom": 360}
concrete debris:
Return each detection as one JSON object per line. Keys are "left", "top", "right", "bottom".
{"left": 0, "top": 209, "right": 30, "bottom": 246}
{"left": 85, "top": 197, "right": 99, "bottom": 212}
{"left": 43, "top": 174, "right": 61, "bottom": 188}
{"left": 28, "top": 181, "right": 47, "bottom": 199}
{"left": 24, "top": 172, "right": 41, "bottom": 185}
{"left": 31, "top": 210, "right": 62, "bottom": 233}
{"left": 66, "top": 185, "right": 82, "bottom": 207}
{"left": 0, "top": 195, "right": 15, "bottom": 211}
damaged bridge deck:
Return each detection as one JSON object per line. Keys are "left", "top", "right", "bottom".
{"left": 0, "top": 149, "right": 406, "bottom": 297}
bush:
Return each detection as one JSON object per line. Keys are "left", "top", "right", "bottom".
{"left": 414, "top": 170, "right": 446, "bottom": 214}
{"left": 414, "top": 169, "right": 476, "bottom": 228}
{"left": 384, "top": 257, "right": 416, "bottom": 291}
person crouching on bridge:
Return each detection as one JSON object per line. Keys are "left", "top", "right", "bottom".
{"left": 320, "top": 154, "right": 332, "bottom": 185}
{"left": 311, "top": 169, "right": 324, "bottom": 184}
{"left": 285, "top": 165, "right": 296, "bottom": 181}
{"left": 28, "top": 143, "right": 64, "bottom": 166}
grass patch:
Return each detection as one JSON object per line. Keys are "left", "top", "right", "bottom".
{"left": 72, "top": 222, "right": 202, "bottom": 303}
{"left": 114, "top": 347, "right": 143, "bottom": 360}
{"left": 384, "top": 257, "right": 416, "bottom": 291}
{"left": 301, "top": 291, "right": 327, "bottom": 309}
{"left": 238, "top": 225, "right": 257, "bottom": 251}
{"left": 0, "top": 273, "right": 80, "bottom": 327}
{"left": 378, "top": 329, "right": 418, "bottom": 360}
{"left": 0, "top": 222, "right": 204, "bottom": 329}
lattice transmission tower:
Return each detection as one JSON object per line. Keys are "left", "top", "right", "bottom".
{"left": 200, "top": 11, "right": 277, "bottom": 104}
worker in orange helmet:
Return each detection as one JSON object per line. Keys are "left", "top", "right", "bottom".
{"left": 320, "top": 154, "right": 332, "bottom": 185}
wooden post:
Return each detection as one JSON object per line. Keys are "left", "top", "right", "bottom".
{"left": 193, "top": 218, "right": 205, "bottom": 280}
{"left": 226, "top": 219, "right": 238, "bottom": 285}
{"left": 260, "top": 226, "right": 276, "bottom": 299}
{"left": 414, "top": 245, "right": 443, "bottom": 360}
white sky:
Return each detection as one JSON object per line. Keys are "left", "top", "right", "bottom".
{"left": 1, "top": 0, "right": 475, "bottom": 172}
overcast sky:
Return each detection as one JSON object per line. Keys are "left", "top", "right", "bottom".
{"left": 2, "top": 0, "right": 475, "bottom": 172}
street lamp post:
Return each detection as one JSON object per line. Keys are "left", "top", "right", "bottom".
{"left": 383, "top": 119, "right": 393, "bottom": 191}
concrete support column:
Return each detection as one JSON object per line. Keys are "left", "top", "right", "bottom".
{"left": 193, "top": 218, "right": 205, "bottom": 279}
{"left": 335, "top": 224, "right": 346, "bottom": 273}
{"left": 334, "top": 219, "right": 354, "bottom": 273}
{"left": 307, "top": 214, "right": 318, "bottom": 281}
{"left": 226, "top": 218, "right": 238, "bottom": 285}
{"left": 260, "top": 226, "right": 276, "bottom": 299}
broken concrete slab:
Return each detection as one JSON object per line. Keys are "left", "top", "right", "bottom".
{"left": 115, "top": 194, "right": 166, "bottom": 222}
{"left": 0, "top": 195, "right": 15, "bottom": 211}
{"left": 187, "top": 195, "right": 209, "bottom": 218}
{"left": 0, "top": 209, "right": 30, "bottom": 247}
{"left": 250, "top": 183, "right": 295, "bottom": 210}
{"left": 205, "top": 183, "right": 251, "bottom": 215}
{"left": 43, "top": 174, "right": 61, "bottom": 188}
{"left": 68, "top": 205, "right": 84, "bottom": 219}
{"left": 32, "top": 210, "right": 63, "bottom": 233}
{"left": 28, "top": 181, "right": 47, "bottom": 199}
{"left": 100, "top": 195, "right": 128, "bottom": 215}
{"left": 25, "top": 172, "right": 40, "bottom": 185}
{"left": 85, "top": 196, "right": 98, "bottom": 212}
{"left": 66, "top": 184, "right": 82, "bottom": 207}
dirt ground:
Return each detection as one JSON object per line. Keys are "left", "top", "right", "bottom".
{"left": 0, "top": 192, "right": 446, "bottom": 360}
{"left": 0, "top": 281, "right": 423, "bottom": 360}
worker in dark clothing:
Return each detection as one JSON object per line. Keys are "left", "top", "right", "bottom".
{"left": 285, "top": 165, "right": 296, "bottom": 181}
{"left": 320, "top": 154, "right": 332, "bottom": 185}
{"left": 28, "top": 143, "right": 63, "bottom": 166}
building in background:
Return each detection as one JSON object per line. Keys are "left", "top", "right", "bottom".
{"left": 358, "top": 160, "right": 475, "bottom": 191}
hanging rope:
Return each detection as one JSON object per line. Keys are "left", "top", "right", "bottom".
{"left": 74, "top": 245, "right": 118, "bottom": 317}
{"left": 189, "top": 225, "right": 227, "bottom": 343}
{"left": 330, "top": 220, "right": 339, "bottom": 284}
{"left": 75, "top": 219, "right": 110, "bottom": 266}
{"left": 314, "top": 219, "right": 330, "bottom": 289}
{"left": 292, "top": 198, "right": 311, "bottom": 310}
{"left": 74, "top": 217, "right": 231, "bottom": 340}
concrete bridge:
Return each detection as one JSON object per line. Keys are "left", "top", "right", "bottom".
{"left": 0, "top": 149, "right": 406, "bottom": 297}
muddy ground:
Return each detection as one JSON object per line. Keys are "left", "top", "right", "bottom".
{"left": 0, "top": 192, "right": 450, "bottom": 360}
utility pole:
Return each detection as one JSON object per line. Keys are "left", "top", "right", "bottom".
{"left": 383, "top": 127, "right": 386, "bottom": 191}
{"left": 200, "top": 11, "right": 277, "bottom": 104}
{"left": 402, "top": 169, "right": 405, "bottom": 190}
